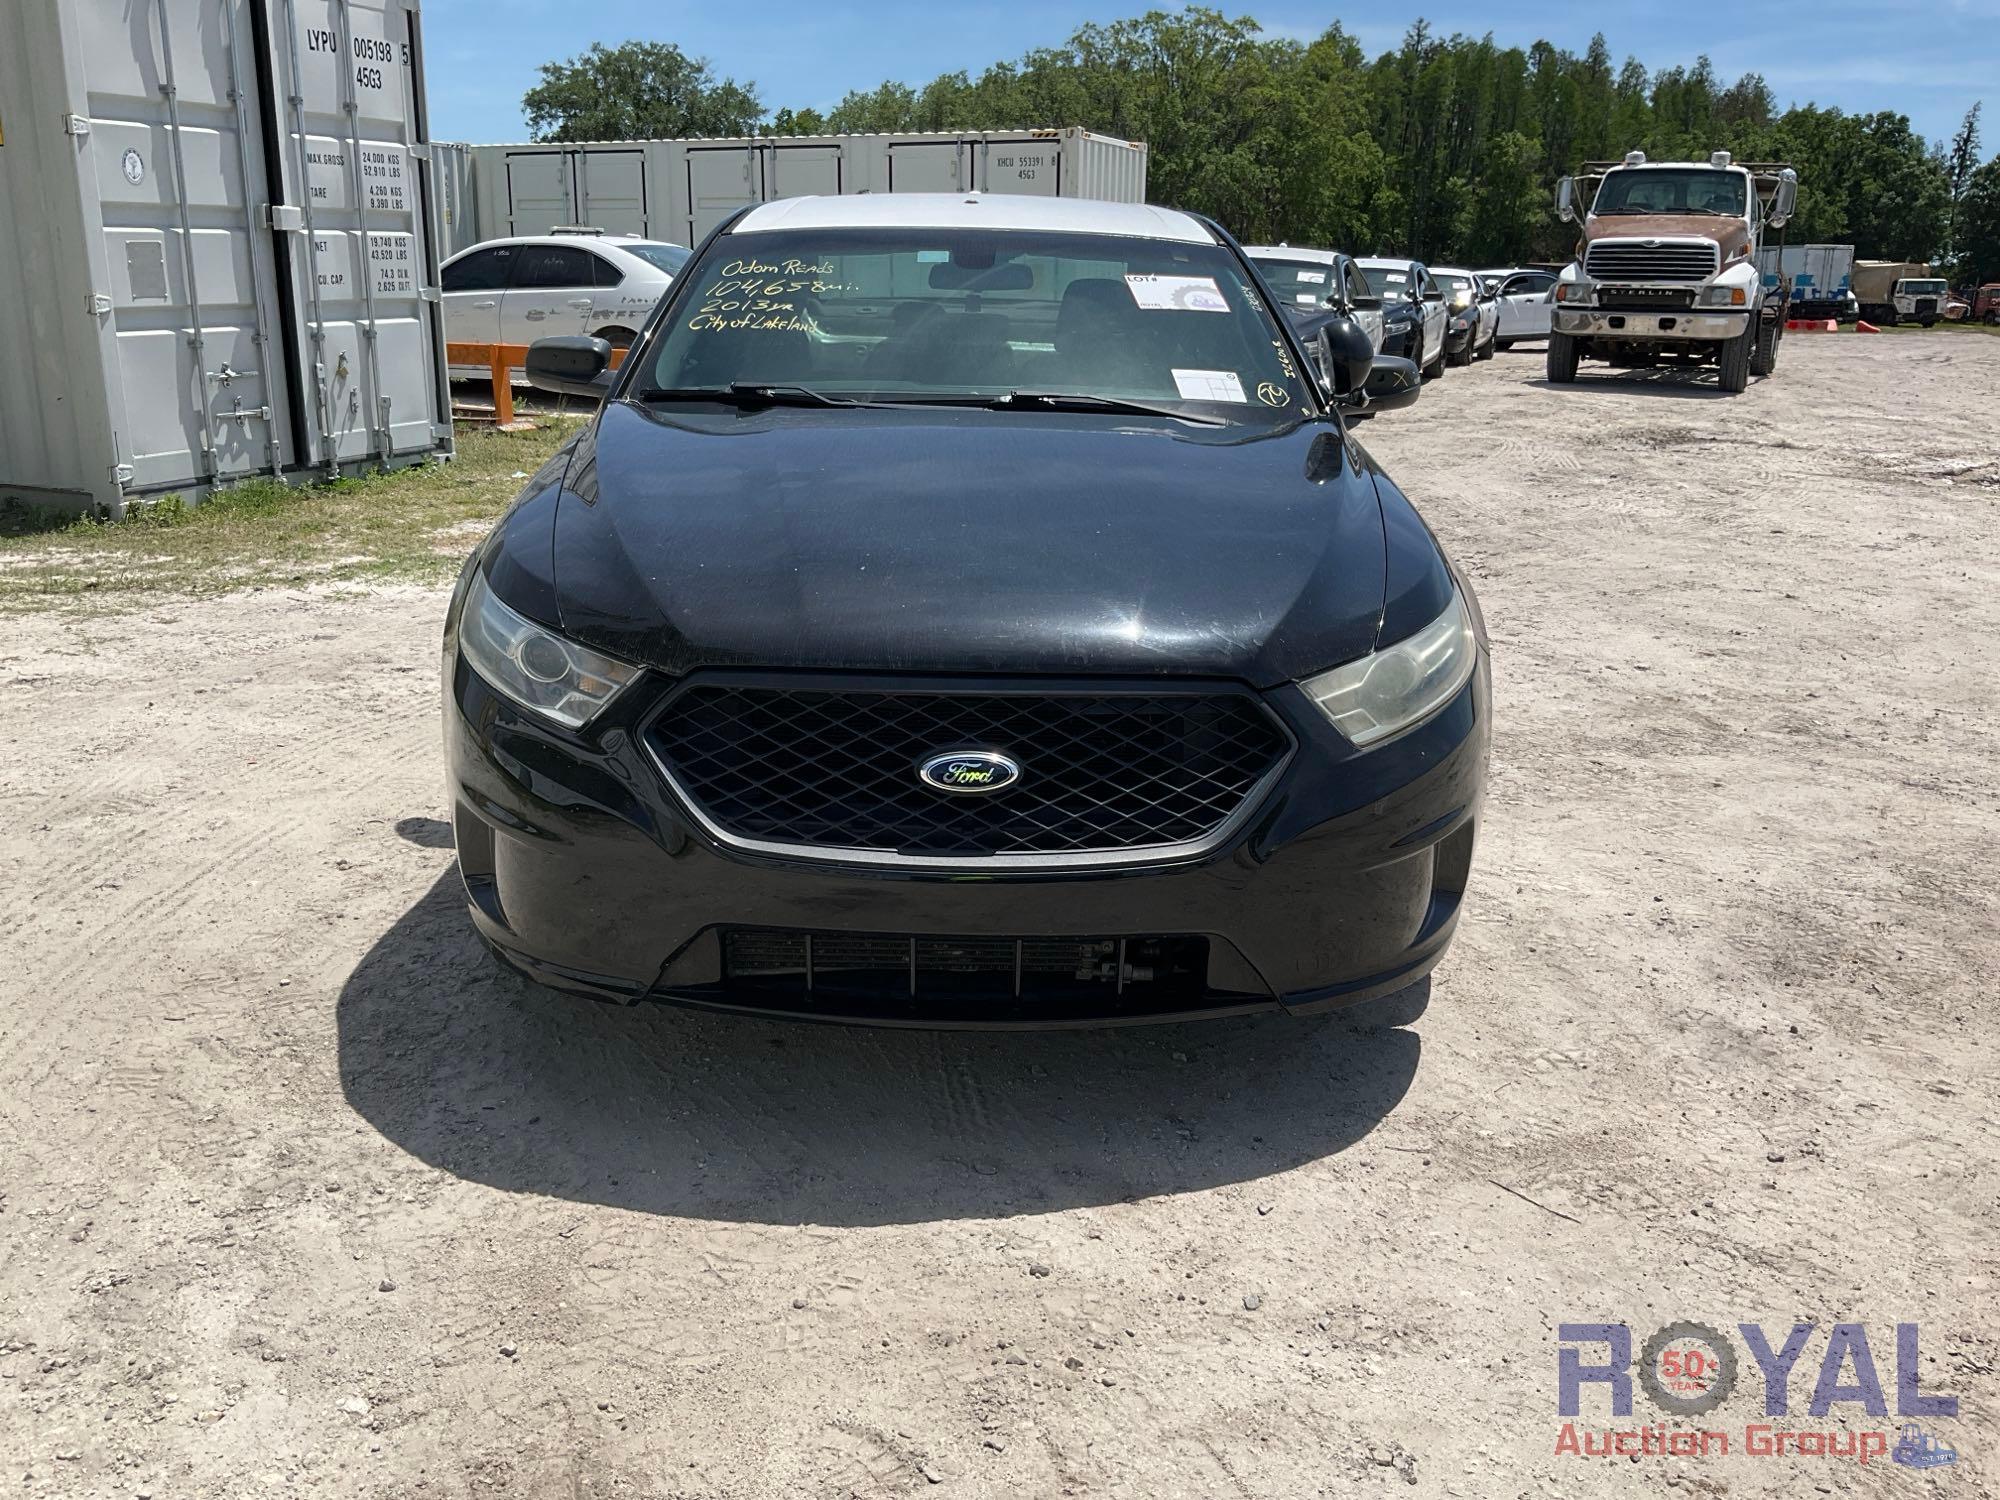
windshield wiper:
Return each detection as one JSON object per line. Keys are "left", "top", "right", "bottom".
{"left": 638, "top": 383, "right": 886, "bottom": 410}
{"left": 986, "top": 391, "right": 1232, "bottom": 427}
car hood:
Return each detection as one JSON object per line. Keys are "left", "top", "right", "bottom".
{"left": 547, "top": 400, "right": 1388, "bottom": 687}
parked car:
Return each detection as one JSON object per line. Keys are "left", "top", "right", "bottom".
{"left": 1431, "top": 267, "right": 1498, "bottom": 363}
{"left": 440, "top": 231, "right": 692, "bottom": 378}
{"left": 1356, "top": 258, "right": 1449, "bottom": 377}
{"left": 1481, "top": 267, "right": 1557, "bottom": 347}
{"left": 1975, "top": 284, "right": 2000, "bottom": 325}
{"left": 1242, "top": 245, "right": 1385, "bottom": 351}
{"left": 444, "top": 194, "right": 1483, "bottom": 1029}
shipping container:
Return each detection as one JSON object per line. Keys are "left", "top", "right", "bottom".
{"left": 1756, "top": 242, "right": 1855, "bottom": 319}
{"left": 440, "top": 128, "right": 1148, "bottom": 257}
{"left": 0, "top": 0, "right": 452, "bottom": 518}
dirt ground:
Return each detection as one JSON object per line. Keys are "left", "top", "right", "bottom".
{"left": 3, "top": 333, "right": 1996, "bottom": 1498}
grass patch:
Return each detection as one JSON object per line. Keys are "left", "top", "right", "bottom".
{"left": 1869, "top": 319, "right": 2000, "bottom": 337}
{"left": 0, "top": 420, "right": 581, "bottom": 612}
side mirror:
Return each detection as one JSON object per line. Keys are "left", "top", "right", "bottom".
{"left": 1555, "top": 175, "right": 1577, "bottom": 223}
{"left": 525, "top": 335, "right": 615, "bottom": 399}
{"left": 1770, "top": 169, "right": 1797, "bottom": 228}
{"left": 1348, "top": 293, "right": 1383, "bottom": 311}
{"left": 1314, "top": 315, "right": 1375, "bottom": 396}
{"left": 1357, "top": 355, "right": 1422, "bottom": 414}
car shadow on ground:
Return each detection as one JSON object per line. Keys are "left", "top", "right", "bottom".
{"left": 336, "top": 873, "right": 1421, "bottom": 1227}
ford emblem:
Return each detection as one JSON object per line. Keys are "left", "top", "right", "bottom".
{"left": 918, "top": 750, "right": 1021, "bottom": 795}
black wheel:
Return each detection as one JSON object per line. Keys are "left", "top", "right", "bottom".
{"left": 1339, "top": 978, "right": 1432, "bottom": 1029}
{"left": 1545, "top": 331, "right": 1579, "bottom": 382}
{"left": 1717, "top": 321, "right": 1754, "bottom": 393}
{"left": 1920, "top": 317, "right": 1937, "bottom": 328}
{"left": 1749, "top": 316, "right": 1781, "bottom": 377}
{"left": 591, "top": 326, "right": 638, "bottom": 351}
{"left": 1475, "top": 329, "right": 1496, "bottom": 361}
{"left": 1447, "top": 337, "right": 1472, "bottom": 368}
{"left": 1421, "top": 334, "right": 1446, "bottom": 380}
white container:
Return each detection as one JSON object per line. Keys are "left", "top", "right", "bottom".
{"left": 0, "top": 0, "right": 452, "bottom": 517}
{"left": 445, "top": 128, "right": 1148, "bottom": 256}
{"left": 1756, "top": 242, "right": 1854, "bottom": 314}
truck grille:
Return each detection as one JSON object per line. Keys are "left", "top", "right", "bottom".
{"left": 647, "top": 677, "right": 1291, "bottom": 864}
{"left": 1585, "top": 240, "right": 1721, "bottom": 284}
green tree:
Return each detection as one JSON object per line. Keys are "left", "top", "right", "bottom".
{"left": 523, "top": 41, "right": 760, "bottom": 141}
{"left": 767, "top": 106, "right": 828, "bottom": 137}
{"left": 1954, "top": 153, "right": 2000, "bottom": 284}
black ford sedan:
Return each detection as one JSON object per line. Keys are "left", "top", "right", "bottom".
{"left": 443, "top": 195, "right": 1488, "bottom": 1028}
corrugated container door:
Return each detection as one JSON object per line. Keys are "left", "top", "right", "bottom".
{"left": 578, "top": 149, "right": 646, "bottom": 235}
{"left": 504, "top": 149, "right": 572, "bottom": 234}
{"left": 70, "top": 0, "right": 296, "bottom": 497}
{"left": 764, "top": 144, "right": 841, "bottom": 200}
{"left": 686, "top": 145, "right": 759, "bottom": 241}
{"left": 266, "top": 0, "right": 447, "bottom": 471}
{"left": 886, "top": 141, "right": 965, "bottom": 192}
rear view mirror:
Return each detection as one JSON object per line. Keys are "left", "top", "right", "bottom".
{"left": 1314, "top": 316, "right": 1375, "bottom": 396}
{"left": 1357, "top": 355, "right": 1421, "bottom": 414}
{"left": 927, "top": 261, "right": 1035, "bottom": 291}
{"left": 1770, "top": 169, "right": 1798, "bottom": 228}
{"left": 526, "top": 335, "right": 614, "bottom": 399}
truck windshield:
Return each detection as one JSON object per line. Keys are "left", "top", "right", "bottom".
{"left": 1249, "top": 255, "right": 1338, "bottom": 308}
{"left": 1901, "top": 280, "right": 1947, "bottom": 295}
{"left": 1593, "top": 168, "right": 1747, "bottom": 217}
{"left": 640, "top": 227, "right": 1314, "bottom": 421}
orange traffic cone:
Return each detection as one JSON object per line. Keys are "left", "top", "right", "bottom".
{"left": 1856, "top": 320, "right": 1881, "bottom": 333}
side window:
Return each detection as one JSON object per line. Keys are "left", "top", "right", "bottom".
{"left": 511, "top": 245, "right": 597, "bottom": 290}
{"left": 441, "top": 246, "right": 515, "bottom": 292}
{"left": 590, "top": 255, "right": 625, "bottom": 289}
{"left": 1422, "top": 271, "right": 1440, "bottom": 300}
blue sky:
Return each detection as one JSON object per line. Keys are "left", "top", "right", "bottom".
{"left": 421, "top": 1, "right": 1993, "bottom": 151}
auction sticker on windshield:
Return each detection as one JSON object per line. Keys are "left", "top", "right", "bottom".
{"left": 1171, "top": 369, "right": 1246, "bottom": 402}
{"left": 1127, "top": 274, "right": 1228, "bottom": 312}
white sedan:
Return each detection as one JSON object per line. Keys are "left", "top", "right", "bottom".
{"left": 440, "top": 232, "right": 690, "bottom": 378}
{"left": 1479, "top": 267, "right": 1558, "bottom": 346}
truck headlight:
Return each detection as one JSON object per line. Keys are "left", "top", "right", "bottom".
{"left": 1698, "top": 284, "right": 1749, "bottom": 307}
{"left": 1554, "top": 278, "right": 1594, "bottom": 306}
{"left": 459, "top": 569, "right": 640, "bottom": 728}
{"left": 1299, "top": 589, "right": 1478, "bottom": 748}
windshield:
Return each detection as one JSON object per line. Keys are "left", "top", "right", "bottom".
{"left": 641, "top": 227, "right": 1314, "bottom": 420}
{"left": 626, "top": 243, "right": 691, "bottom": 276}
{"left": 1249, "top": 255, "right": 1338, "bottom": 309}
{"left": 1440, "top": 273, "right": 1477, "bottom": 299}
{"left": 1901, "top": 279, "right": 1947, "bottom": 294}
{"left": 1358, "top": 264, "right": 1415, "bottom": 300}
{"left": 1593, "top": 168, "right": 1747, "bottom": 217}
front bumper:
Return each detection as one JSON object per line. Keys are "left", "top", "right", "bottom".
{"left": 444, "top": 658, "right": 1490, "bottom": 1028}
{"left": 1554, "top": 307, "right": 1749, "bottom": 340}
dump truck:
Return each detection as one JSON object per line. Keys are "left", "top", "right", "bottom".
{"left": 1851, "top": 261, "right": 1945, "bottom": 325}
{"left": 1548, "top": 150, "right": 1799, "bottom": 393}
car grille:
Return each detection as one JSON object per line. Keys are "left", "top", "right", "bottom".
{"left": 1584, "top": 240, "right": 1720, "bottom": 283}
{"left": 648, "top": 678, "right": 1291, "bottom": 863}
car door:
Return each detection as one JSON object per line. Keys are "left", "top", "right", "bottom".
{"left": 440, "top": 245, "right": 516, "bottom": 355}
{"left": 1499, "top": 272, "right": 1555, "bottom": 338}
{"left": 1343, "top": 262, "right": 1385, "bottom": 351}
{"left": 1418, "top": 269, "right": 1447, "bottom": 362}
{"left": 500, "top": 243, "right": 603, "bottom": 347}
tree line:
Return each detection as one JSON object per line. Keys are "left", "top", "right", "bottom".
{"left": 523, "top": 9, "right": 1998, "bottom": 284}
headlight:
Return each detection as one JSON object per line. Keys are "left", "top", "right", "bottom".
{"left": 458, "top": 569, "right": 640, "bottom": 728}
{"left": 1698, "top": 283, "right": 1748, "bottom": 307}
{"left": 1298, "top": 589, "right": 1478, "bottom": 748}
{"left": 1554, "top": 278, "right": 1594, "bottom": 306}
{"left": 1450, "top": 291, "right": 1472, "bottom": 309}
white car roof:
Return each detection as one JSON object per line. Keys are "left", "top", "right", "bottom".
{"left": 1355, "top": 257, "right": 1419, "bottom": 269}
{"left": 1242, "top": 244, "right": 1341, "bottom": 263}
{"left": 1429, "top": 266, "right": 1478, "bottom": 279}
{"left": 732, "top": 193, "right": 1215, "bottom": 244}
{"left": 446, "top": 234, "right": 688, "bottom": 263}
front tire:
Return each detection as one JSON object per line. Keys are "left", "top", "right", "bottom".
{"left": 1475, "top": 327, "right": 1497, "bottom": 360}
{"left": 1421, "top": 333, "right": 1446, "bottom": 380}
{"left": 1749, "top": 316, "right": 1782, "bottom": 377}
{"left": 1717, "top": 321, "right": 1755, "bottom": 393}
{"left": 1546, "top": 331, "right": 1579, "bottom": 382}
{"left": 591, "top": 325, "right": 638, "bottom": 351}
